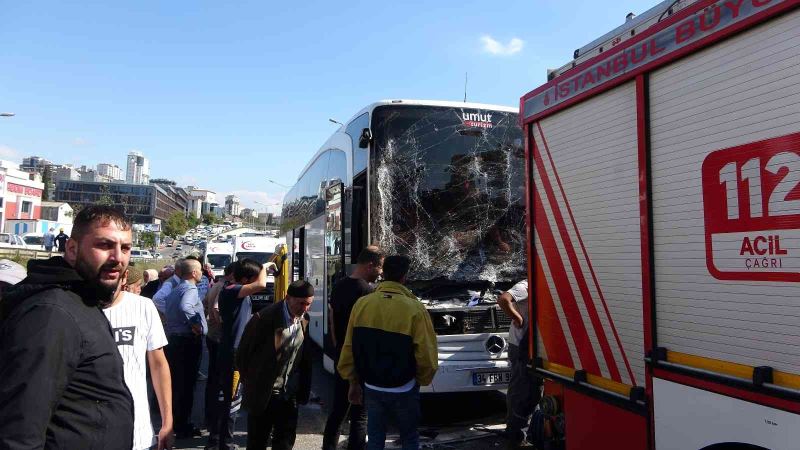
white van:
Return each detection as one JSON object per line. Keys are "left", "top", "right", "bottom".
{"left": 204, "top": 242, "right": 234, "bottom": 280}
{"left": 130, "top": 249, "right": 154, "bottom": 259}
{"left": 232, "top": 236, "right": 281, "bottom": 309}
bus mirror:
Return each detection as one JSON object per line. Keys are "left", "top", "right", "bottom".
{"left": 358, "top": 128, "right": 371, "bottom": 148}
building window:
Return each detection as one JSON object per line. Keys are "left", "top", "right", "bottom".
{"left": 21, "top": 201, "right": 32, "bottom": 214}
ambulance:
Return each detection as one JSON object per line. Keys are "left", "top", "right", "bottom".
{"left": 232, "top": 236, "right": 282, "bottom": 310}
{"left": 203, "top": 242, "right": 234, "bottom": 280}
{"left": 520, "top": 1, "right": 800, "bottom": 448}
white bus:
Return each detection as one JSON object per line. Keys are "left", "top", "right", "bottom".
{"left": 281, "top": 99, "right": 526, "bottom": 392}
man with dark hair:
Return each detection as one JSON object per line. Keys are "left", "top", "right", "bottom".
{"left": 0, "top": 205, "right": 135, "bottom": 449}
{"left": 164, "top": 258, "right": 207, "bottom": 439}
{"left": 206, "top": 259, "right": 267, "bottom": 450}
{"left": 323, "top": 245, "right": 384, "bottom": 450}
{"left": 203, "top": 261, "right": 237, "bottom": 446}
{"left": 237, "top": 280, "right": 314, "bottom": 450}
{"left": 338, "top": 255, "right": 438, "bottom": 450}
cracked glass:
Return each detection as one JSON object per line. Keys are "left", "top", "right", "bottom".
{"left": 370, "top": 105, "right": 526, "bottom": 296}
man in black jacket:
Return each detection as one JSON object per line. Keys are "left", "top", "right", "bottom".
{"left": 0, "top": 205, "right": 135, "bottom": 450}
{"left": 236, "top": 280, "right": 314, "bottom": 450}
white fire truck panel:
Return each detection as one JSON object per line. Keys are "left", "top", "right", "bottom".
{"left": 650, "top": 9, "right": 800, "bottom": 375}
{"left": 532, "top": 81, "right": 644, "bottom": 386}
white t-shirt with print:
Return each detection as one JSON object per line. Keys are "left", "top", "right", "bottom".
{"left": 506, "top": 279, "right": 529, "bottom": 347}
{"left": 104, "top": 292, "right": 169, "bottom": 450}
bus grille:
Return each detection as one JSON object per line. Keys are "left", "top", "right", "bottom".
{"left": 429, "top": 307, "right": 511, "bottom": 335}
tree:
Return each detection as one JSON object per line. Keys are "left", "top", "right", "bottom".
{"left": 97, "top": 184, "right": 114, "bottom": 206}
{"left": 150, "top": 178, "right": 176, "bottom": 186}
{"left": 187, "top": 214, "right": 201, "bottom": 229}
{"left": 41, "top": 168, "right": 53, "bottom": 201}
{"left": 138, "top": 231, "right": 156, "bottom": 249}
{"left": 202, "top": 212, "right": 221, "bottom": 225}
{"left": 163, "top": 212, "right": 189, "bottom": 238}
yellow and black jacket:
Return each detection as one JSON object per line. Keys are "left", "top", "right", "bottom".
{"left": 337, "top": 281, "right": 438, "bottom": 388}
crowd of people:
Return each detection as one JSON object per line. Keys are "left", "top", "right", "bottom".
{"left": 0, "top": 204, "right": 539, "bottom": 450}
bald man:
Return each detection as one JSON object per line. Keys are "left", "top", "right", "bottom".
{"left": 163, "top": 258, "right": 208, "bottom": 439}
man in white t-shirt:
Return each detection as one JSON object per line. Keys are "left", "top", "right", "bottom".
{"left": 497, "top": 279, "right": 542, "bottom": 449}
{"left": 105, "top": 268, "right": 174, "bottom": 450}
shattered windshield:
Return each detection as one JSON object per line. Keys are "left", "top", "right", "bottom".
{"left": 370, "top": 105, "right": 526, "bottom": 286}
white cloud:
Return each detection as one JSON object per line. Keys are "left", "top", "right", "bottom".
{"left": 72, "top": 137, "right": 91, "bottom": 146}
{"left": 225, "top": 190, "right": 286, "bottom": 215}
{"left": 0, "top": 145, "right": 21, "bottom": 162}
{"left": 480, "top": 35, "right": 524, "bottom": 56}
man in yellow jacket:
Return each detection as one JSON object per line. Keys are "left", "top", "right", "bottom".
{"left": 338, "top": 255, "right": 438, "bottom": 450}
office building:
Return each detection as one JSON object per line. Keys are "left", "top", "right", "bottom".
{"left": 97, "top": 163, "right": 124, "bottom": 181}
{"left": 55, "top": 180, "right": 188, "bottom": 224}
{"left": 126, "top": 151, "right": 150, "bottom": 185}
{"left": 225, "top": 195, "right": 241, "bottom": 216}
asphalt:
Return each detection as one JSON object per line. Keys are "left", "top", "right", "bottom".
{"left": 171, "top": 344, "right": 510, "bottom": 450}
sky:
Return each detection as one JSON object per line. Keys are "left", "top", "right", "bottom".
{"left": 0, "top": 0, "right": 656, "bottom": 214}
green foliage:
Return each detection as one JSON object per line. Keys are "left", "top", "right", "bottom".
{"left": 187, "top": 214, "right": 201, "bottom": 229}
{"left": 138, "top": 231, "right": 156, "bottom": 249}
{"left": 163, "top": 212, "right": 189, "bottom": 238}
{"left": 150, "top": 178, "right": 176, "bottom": 186}
{"left": 97, "top": 184, "right": 114, "bottom": 206}
{"left": 202, "top": 212, "right": 222, "bottom": 225}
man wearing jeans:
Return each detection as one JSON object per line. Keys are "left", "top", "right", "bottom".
{"left": 497, "top": 279, "right": 542, "bottom": 449}
{"left": 338, "top": 255, "right": 438, "bottom": 450}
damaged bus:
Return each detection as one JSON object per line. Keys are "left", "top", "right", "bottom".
{"left": 281, "top": 100, "right": 526, "bottom": 392}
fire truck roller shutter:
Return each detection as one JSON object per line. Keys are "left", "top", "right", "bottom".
{"left": 532, "top": 80, "right": 643, "bottom": 388}
{"left": 649, "top": 7, "right": 800, "bottom": 381}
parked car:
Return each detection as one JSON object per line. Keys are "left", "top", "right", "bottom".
{"left": 0, "top": 233, "right": 29, "bottom": 249}
{"left": 130, "top": 249, "right": 154, "bottom": 259}
{"left": 22, "top": 232, "right": 45, "bottom": 250}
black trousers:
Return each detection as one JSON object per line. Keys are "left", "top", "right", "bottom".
{"left": 205, "top": 337, "right": 220, "bottom": 430}
{"left": 322, "top": 372, "right": 367, "bottom": 450}
{"left": 246, "top": 395, "right": 298, "bottom": 450}
{"left": 208, "top": 350, "right": 237, "bottom": 450}
{"left": 165, "top": 334, "right": 203, "bottom": 434}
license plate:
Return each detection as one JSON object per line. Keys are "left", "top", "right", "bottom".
{"left": 472, "top": 371, "right": 511, "bottom": 386}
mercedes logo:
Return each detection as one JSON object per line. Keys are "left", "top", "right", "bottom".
{"left": 485, "top": 335, "right": 506, "bottom": 355}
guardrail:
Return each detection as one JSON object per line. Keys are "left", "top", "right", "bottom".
{"left": 0, "top": 247, "right": 58, "bottom": 261}
{"left": 0, "top": 248, "right": 176, "bottom": 267}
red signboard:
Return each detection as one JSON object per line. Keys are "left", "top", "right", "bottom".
{"left": 702, "top": 132, "right": 800, "bottom": 281}
{"left": 7, "top": 183, "right": 43, "bottom": 197}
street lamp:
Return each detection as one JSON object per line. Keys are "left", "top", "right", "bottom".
{"left": 254, "top": 201, "right": 281, "bottom": 231}
{"left": 267, "top": 179, "right": 291, "bottom": 189}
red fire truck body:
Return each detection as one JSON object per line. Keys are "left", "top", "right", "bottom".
{"left": 520, "top": 1, "right": 800, "bottom": 448}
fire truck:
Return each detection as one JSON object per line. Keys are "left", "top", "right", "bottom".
{"left": 520, "top": 0, "right": 800, "bottom": 448}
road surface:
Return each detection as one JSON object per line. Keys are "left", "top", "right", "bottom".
{"left": 171, "top": 344, "right": 510, "bottom": 449}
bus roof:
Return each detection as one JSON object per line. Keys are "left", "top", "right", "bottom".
{"left": 295, "top": 99, "right": 518, "bottom": 183}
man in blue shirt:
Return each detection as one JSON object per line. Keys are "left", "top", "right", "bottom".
{"left": 43, "top": 228, "right": 55, "bottom": 252}
{"left": 164, "top": 258, "right": 207, "bottom": 439}
{"left": 154, "top": 261, "right": 182, "bottom": 313}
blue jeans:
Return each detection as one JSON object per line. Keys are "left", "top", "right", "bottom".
{"left": 364, "top": 385, "right": 420, "bottom": 450}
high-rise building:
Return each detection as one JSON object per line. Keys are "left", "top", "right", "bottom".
{"left": 126, "top": 151, "right": 150, "bottom": 185}
{"left": 21, "top": 156, "right": 53, "bottom": 174}
{"left": 225, "top": 195, "right": 241, "bottom": 216}
{"left": 97, "top": 163, "right": 124, "bottom": 181}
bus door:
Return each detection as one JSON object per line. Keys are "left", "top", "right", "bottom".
{"left": 324, "top": 182, "right": 345, "bottom": 360}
